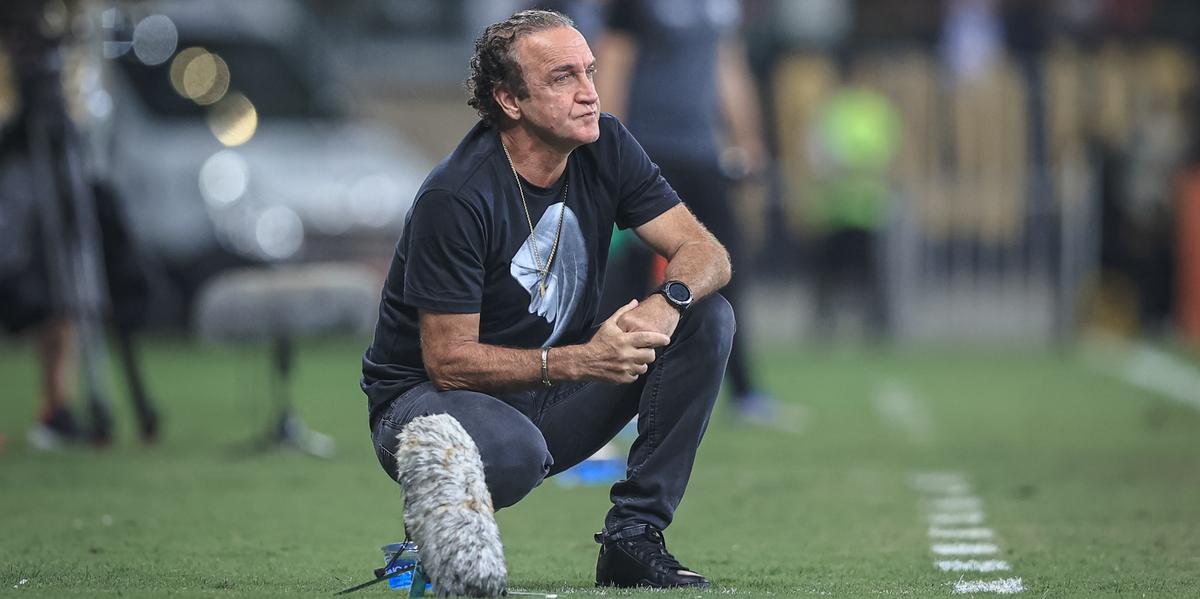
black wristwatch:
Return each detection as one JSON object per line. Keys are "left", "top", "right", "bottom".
{"left": 655, "top": 280, "right": 694, "bottom": 313}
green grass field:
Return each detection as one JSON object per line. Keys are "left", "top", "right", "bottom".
{"left": 2, "top": 338, "right": 1199, "bottom": 597}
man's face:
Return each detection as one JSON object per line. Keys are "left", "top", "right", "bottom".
{"left": 511, "top": 27, "right": 600, "bottom": 150}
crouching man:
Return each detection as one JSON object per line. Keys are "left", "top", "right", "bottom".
{"left": 361, "top": 9, "right": 734, "bottom": 589}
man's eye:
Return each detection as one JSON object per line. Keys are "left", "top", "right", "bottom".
{"left": 555, "top": 74, "right": 570, "bottom": 83}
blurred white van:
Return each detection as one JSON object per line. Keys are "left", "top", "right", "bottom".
{"left": 104, "top": 1, "right": 429, "bottom": 323}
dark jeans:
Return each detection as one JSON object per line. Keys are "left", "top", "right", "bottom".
{"left": 371, "top": 294, "right": 734, "bottom": 532}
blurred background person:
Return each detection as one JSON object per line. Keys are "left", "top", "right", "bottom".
{"left": 805, "top": 69, "right": 901, "bottom": 341}
{"left": 592, "top": 0, "right": 780, "bottom": 423}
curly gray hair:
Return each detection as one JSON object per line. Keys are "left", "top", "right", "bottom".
{"left": 466, "top": 10, "right": 575, "bottom": 126}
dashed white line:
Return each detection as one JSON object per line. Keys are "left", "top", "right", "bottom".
{"left": 929, "top": 512, "right": 985, "bottom": 526}
{"left": 930, "top": 496, "right": 982, "bottom": 512}
{"left": 912, "top": 471, "right": 1022, "bottom": 591}
{"left": 929, "top": 526, "right": 995, "bottom": 540}
{"left": 954, "top": 577, "right": 1025, "bottom": 594}
{"left": 937, "top": 559, "right": 1011, "bottom": 572}
{"left": 932, "top": 543, "right": 999, "bottom": 556}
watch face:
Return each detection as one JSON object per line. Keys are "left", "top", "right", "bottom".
{"left": 666, "top": 282, "right": 691, "bottom": 303}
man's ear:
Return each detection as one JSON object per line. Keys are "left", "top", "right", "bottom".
{"left": 494, "top": 85, "right": 521, "bottom": 121}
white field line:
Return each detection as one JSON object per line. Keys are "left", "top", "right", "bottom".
{"left": 932, "top": 543, "right": 999, "bottom": 556}
{"left": 954, "top": 577, "right": 1024, "bottom": 594}
{"left": 872, "top": 380, "right": 933, "bottom": 444}
{"left": 929, "top": 512, "right": 986, "bottom": 526}
{"left": 937, "top": 559, "right": 1011, "bottom": 572}
{"left": 1119, "top": 345, "right": 1200, "bottom": 411}
{"left": 929, "top": 526, "right": 995, "bottom": 540}
{"left": 912, "top": 472, "right": 1023, "bottom": 593}
{"left": 939, "top": 482, "right": 972, "bottom": 496}
{"left": 929, "top": 496, "right": 982, "bottom": 512}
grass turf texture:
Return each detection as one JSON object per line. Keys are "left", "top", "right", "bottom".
{"left": 1, "top": 338, "right": 1199, "bottom": 598}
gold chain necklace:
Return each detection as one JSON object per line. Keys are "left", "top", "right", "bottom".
{"left": 501, "top": 142, "right": 568, "bottom": 298}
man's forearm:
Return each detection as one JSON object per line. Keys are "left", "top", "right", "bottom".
{"left": 427, "top": 342, "right": 540, "bottom": 393}
{"left": 661, "top": 237, "right": 731, "bottom": 301}
{"left": 426, "top": 341, "right": 592, "bottom": 394}
{"left": 718, "top": 39, "right": 767, "bottom": 171}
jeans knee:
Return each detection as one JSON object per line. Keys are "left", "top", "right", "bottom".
{"left": 484, "top": 427, "right": 553, "bottom": 509}
{"left": 687, "top": 293, "right": 736, "bottom": 355}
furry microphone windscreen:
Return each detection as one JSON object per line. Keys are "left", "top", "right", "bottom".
{"left": 394, "top": 414, "right": 508, "bottom": 597}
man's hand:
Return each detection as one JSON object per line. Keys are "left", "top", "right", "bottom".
{"left": 616, "top": 292, "right": 681, "bottom": 339}
{"left": 580, "top": 299, "right": 671, "bottom": 384}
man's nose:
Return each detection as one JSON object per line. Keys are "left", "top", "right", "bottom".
{"left": 578, "top": 76, "right": 599, "bottom": 105}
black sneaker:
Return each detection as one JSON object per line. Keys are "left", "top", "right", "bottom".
{"left": 595, "top": 524, "right": 710, "bottom": 589}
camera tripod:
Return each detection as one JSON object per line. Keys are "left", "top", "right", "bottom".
{"left": 7, "top": 5, "right": 159, "bottom": 444}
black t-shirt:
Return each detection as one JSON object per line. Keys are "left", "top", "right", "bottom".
{"left": 361, "top": 113, "right": 680, "bottom": 421}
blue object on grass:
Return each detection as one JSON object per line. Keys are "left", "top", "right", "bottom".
{"left": 381, "top": 542, "right": 432, "bottom": 592}
{"left": 556, "top": 457, "right": 625, "bottom": 486}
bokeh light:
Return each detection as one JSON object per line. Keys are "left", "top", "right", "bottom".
{"left": 207, "top": 92, "right": 257, "bottom": 147}
{"left": 186, "top": 53, "right": 230, "bottom": 105}
{"left": 199, "top": 150, "right": 250, "bottom": 207}
{"left": 254, "top": 206, "right": 304, "bottom": 259}
{"left": 86, "top": 89, "right": 113, "bottom": 119}
{"left": 169, "top": 48, "right": 231, "bottom": 105}
{"left": 132, "top": 14, "right": 178, "bottom": 66}
{"left": 100, "top": 7, "right": 131, "bottom": 58}
{"left": 168, "top": 47, "right": 206, "bottom": 96}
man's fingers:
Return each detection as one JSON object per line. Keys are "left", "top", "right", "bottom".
{"left": 615, "top": 312, "right": 635, "bottom": 333}
{"left": 633, "top": 348, "right": 656, "bottom": 365}
{"left": 626, "top": 331, "right": 671, "bottom": 348}
{"left": 606, "top": 299, "right": 639, "bottom": 325}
